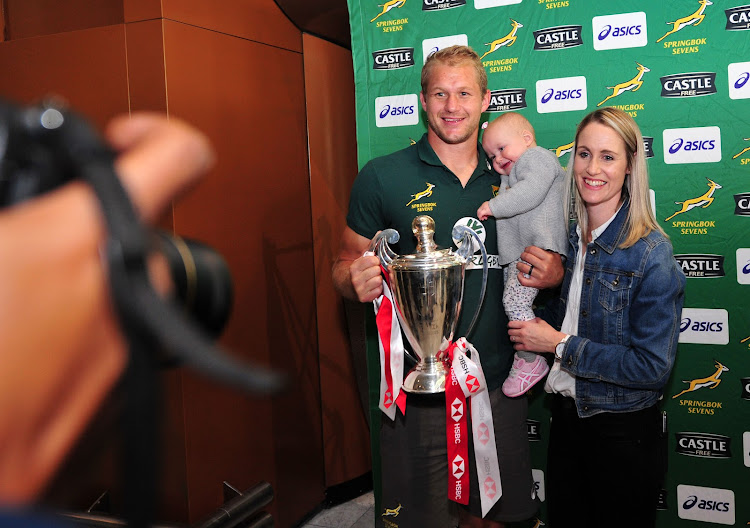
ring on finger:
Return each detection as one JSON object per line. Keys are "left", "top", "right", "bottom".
{"left": 528, "top": 264, "right": 534, "bottom": 276}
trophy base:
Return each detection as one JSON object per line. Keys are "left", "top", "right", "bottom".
{"left": 402, "top": 358, "right": 450, "bottom": 394}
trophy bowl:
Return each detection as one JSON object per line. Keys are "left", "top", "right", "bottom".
{"left": 369, "top": 216, "right": 487, "bottom": 393}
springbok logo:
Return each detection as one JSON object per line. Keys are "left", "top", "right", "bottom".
{"left": 552, "top": 141, "right": 574, "bottom": 158}
{"left": 370, "top": 0, "right": 406, "bottom": 23}
{"left": 741, "top": 335, "right": 750, "bottom": 349}
{"left": 733, "top": 138, "right": 750, "bottom": 159}
{"left": 673, "top": 360, "right": 729, "bottom": 399}
{"left": 665, "top": 178, "right": 722, "bottom": 221}
{"left": 656, "top": 0, "right": 712, "bottom": 43}
{"left": 531, "top": 520, "right": 546, "bottom": 528}
{"left": 597, "top": 62, "right": 650, "bottom": 106}
{"left": 480, "top": 19, "right": 523, "bottom": 59}
{"left": 406, "top": 182, "right": 435, "bottom": 206}
{"left": 382, "top": 504, "right": 402, "bottom": 517}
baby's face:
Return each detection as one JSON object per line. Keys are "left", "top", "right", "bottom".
{"left": 482, "top": 129, "right": 530, "bottom": 175}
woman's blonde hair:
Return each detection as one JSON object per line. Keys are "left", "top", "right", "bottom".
{"left": 564, "top": 107, "right": 666, "bottom": 247}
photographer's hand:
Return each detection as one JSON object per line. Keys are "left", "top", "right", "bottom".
{"left": 107, "top": 112, "right": 215, "bottom": 222}
{"left": 0, "top": 112, "right": 214, "bottom": 504}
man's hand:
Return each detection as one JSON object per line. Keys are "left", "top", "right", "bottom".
{"left": 349, "top": 253, "right": 383, "bottom": 303}
{"left": 332, "top": 227, "right": 384, "bottom": 302}
{"left": 517, "top": 246, "right": 564, "bottom": 290}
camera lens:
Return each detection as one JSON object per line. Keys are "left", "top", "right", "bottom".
{"left": 156, "top": 232, "right": 234, "bottom": 339}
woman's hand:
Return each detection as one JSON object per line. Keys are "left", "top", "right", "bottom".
{"left": 508, "top": 317, "right": 563, "bottom": 354}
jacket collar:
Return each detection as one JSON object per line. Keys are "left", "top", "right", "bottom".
{"left": 591, "top": 197, "right": 631, "bottom": 254}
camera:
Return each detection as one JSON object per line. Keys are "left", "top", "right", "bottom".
{"left": 0, "top": 98, "right": 232, "bottom": 338}
{"left": 0, "top": 97, "right": 282, "bottom": 393}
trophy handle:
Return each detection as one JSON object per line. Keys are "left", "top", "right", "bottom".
{"left": 366, "top": 228, "right": 400, "bottom": 268}
{"left": 452, "top": 225, "right": 488, "bottom": 339}
{"left": 365, "top": 229, "right": 422, "bottom": 366}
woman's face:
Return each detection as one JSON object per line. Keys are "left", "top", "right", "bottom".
{"left": 573, "top": 121, "right": 630, "bottom": 220}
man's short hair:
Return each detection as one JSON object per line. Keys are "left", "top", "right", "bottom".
{"left": 421, "top": 45, "right": 488, "bottom": 94}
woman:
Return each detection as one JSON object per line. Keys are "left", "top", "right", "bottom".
{"left": 508, "top": 107, "right": 685, "bottom": 528}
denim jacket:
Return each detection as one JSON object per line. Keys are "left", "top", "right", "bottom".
{"left": 544, "top": 200, "right": 686, "bottom": 417}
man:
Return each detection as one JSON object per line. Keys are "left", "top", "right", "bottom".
{"left": 333, "top": 46, "right": 563, "bottom": 527}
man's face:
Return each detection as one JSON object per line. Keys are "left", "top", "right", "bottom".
{"left": 420, "top": 62, "right": 489, "bottom": 147}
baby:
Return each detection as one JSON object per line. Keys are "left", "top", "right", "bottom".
{"left": 477, "top": 112, "right": 568, "bottom": 397}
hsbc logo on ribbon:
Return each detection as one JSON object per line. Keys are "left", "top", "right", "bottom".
{"left": 466, "top": 374, "right": 481, "bottom": 393}
{"left": 452, "top": 398, "right": 464, "bottom": 421}
{"left": 452, "top": 454, "right": 466, "bottom": 479}
{"left": 483, "top": 476, "right": 497, "bottom": 499}
{"left": 477, "top": 422, "right": 490, "bottom": 445}
{"left": 383, "top": 390, "right": 393, "bottom": 408}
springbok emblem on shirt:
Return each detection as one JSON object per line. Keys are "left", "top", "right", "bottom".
{"left": 406, "top": 182, "right": 435, "bottom": 206}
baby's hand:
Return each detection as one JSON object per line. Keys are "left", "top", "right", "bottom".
{"left": 477, "top": 201, "right": 493, "bottom": 221}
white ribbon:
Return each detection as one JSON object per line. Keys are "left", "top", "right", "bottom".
{"left": 449, "top": 338, "right": 503, "bottom": 517}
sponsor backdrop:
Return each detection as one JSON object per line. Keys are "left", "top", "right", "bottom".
{"left": 346, "top": 0, "right": 750, "bottom": 526}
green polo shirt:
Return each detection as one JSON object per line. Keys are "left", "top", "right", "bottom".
{"left": 347, "top": 134, "right": 512, "bottom": 389}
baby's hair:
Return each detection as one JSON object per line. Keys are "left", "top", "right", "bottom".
{"left": 486, "top": 112, "right": 536, "bottom": 141}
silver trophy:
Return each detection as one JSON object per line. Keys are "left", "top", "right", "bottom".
{"left": 368, "top": 216, "right": 488, "bottom": 393}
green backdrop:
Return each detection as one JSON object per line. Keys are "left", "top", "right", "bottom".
{"left": 346, "top": 1, "right": 750, "bottom": 526}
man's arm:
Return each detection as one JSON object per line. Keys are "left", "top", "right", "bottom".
{"left": 332, "top": 227, "right": 383, "bottom": 303}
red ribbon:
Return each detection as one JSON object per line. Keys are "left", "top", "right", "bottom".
{"left": 446, "top": 343, "right": 470, "bottom": 505}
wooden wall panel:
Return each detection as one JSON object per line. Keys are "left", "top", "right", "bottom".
{"left": 2, "top": 0, "right": 123, "bottom": 40}
{"left": 303, "top": 33, "right": 370, "bottom": 488}
{"left": 162, "top": 0, "right": 302, "bottom": 53}
{"left": 124, "top": 0, "right": 162, "bottom": 22}
{"left": 161, "top": 19, "right": 323, "bottom": 526}
{"left": 124, "top": 19, "right": 167, "bottom": 113}
{"left": 0, "top": 25, "right": 128, "bottom": 129}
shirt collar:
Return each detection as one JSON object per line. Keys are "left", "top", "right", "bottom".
{"left": 416, "top": 133, "right": 494, "bottom": 176}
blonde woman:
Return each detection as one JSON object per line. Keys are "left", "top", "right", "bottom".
{"left": 508, "top": 107, "right": 685, "bottom": 528}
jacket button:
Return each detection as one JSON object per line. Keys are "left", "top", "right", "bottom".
{"left": 585, "top": 278, "right": 592, "bottom": 285}
{"left": 566, "top": 358, "right": 573, "bottom": 366}
{"left": 581, "top": 310, "right": 588, "bottom": 317}
{"left": 583, "top": 406, "right": 589, "bottom": 412}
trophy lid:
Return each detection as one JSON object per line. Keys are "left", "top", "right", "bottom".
{"left": 389, "top": 216, "right": 466, "bottom": 271}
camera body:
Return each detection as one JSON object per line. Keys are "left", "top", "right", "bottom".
{"left": 0, "top": 98, "right": 232, "bottom": 338}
